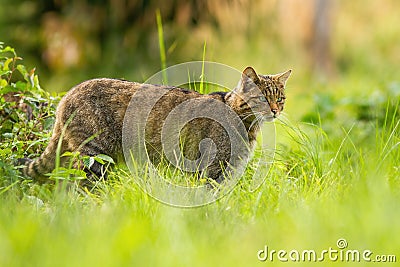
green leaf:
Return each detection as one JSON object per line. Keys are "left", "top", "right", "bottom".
{"left": 94, "top": 154, "right": 115, "bottom": 164}
{"left": 61, "top": 151, "right": 80, "bottom": 158}
{"left": 93, "top": 157, "right": 104, "bottom": 164}
{"left": 47, "top": 167, "right": 87, "bottom": 180}
{"left": 15, "top": 81, "right": 27, "bottom": 92}
{"left": 83, "top": 156, "right": 95, "bottom": 168}
{"left": 32, "top": 73, "right": 42, "bottom": 90}
{"left": 0, "top": 147, "right": 12, "bottom": 157}
{"left": 2, "top": 46, "right": 16, "bottom": 55}
{"left": 0, "top": 78, "right": 8, "bottom": 88}
{"left": 16, "top": 64, "right": 28, "bottom": 79}
{"left": 3, "top": 58, "right": 13, "bottom": 71}
{"left": 0, "top": 85, "right": 19, "bottom": 94}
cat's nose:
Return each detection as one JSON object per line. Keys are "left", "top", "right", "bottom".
{"left": 271, "top": 108, "right": 278, "bottom": 115}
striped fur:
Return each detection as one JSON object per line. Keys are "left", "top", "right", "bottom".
{"left": 20, "top": 67, "right": 291, "bottom": 183}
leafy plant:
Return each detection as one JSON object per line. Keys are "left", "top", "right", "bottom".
{"left": 0, "top": 42, "right": 60, "bottom": 182}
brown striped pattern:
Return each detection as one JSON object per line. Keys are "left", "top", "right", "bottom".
{"left": 20, "top": 67, "right": 291, "bottom": 183}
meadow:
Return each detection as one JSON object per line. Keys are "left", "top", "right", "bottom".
{"left": 1, "top": 1, "right": 400, "bottom": 266}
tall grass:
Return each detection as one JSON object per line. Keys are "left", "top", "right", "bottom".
{"left": 1, "top": 104, "right": 399, "bottom": 266}
{"left": 156, "top": 9, "right": 168, "bottom": 84}
{"left": 199, "top": 41, "right": 207, "bottom": 94}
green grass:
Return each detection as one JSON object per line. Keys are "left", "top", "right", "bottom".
{"left": 0, "top": 110, "right": 399, "bottom": 266}
{"left": 156, "top": 9, "right": 168, "bottom": 85}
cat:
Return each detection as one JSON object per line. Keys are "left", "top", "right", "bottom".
{"left": 19, "top": 67, "right": 291, "bottom": 185}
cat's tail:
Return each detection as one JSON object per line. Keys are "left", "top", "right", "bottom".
{"left": 17, "top": 125, "right": 63, "bottom": 183}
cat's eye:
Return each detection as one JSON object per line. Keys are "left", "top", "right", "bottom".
{"left": 259, "top": 96, "right": 267, "bottom": 102}
{"left": 277, "top": 97, "right": 284, "bottom": 103}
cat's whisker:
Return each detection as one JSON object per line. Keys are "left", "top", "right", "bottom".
{"left": 240, "top": 113, "right": 257, "bottom": 121}
{"left": 249, "top": 113, "right": 265, "bottom": 130}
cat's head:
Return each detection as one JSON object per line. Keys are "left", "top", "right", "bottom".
{"left": 228, "top": 66, "right": 291, "bottom": 122}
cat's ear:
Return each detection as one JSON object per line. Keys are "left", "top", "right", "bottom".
{"left": 242, "top": 66, "right": 260, "bottom": 84}
{"left": 272, "top": 70, "right": 292, "bottom": 86}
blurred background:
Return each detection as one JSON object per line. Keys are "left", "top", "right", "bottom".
{"left": 0, "top": 0, "right": 399, "bottom": 104}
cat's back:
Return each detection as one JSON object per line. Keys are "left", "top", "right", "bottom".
{"left": 57, "top": 78, "right": 228, "bottom": 128}
{"left": 57, "top": 78, "right": 141, "bottom": 122}
{"left": 62, "top": 78, "right": 139, "bottom": 104}
{"left": 61, "top": 78, "right": 210, "bottom": 109}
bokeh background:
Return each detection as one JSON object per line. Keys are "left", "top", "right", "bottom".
{"left": 1, "top": 0, "right": 399, "bottom": 95}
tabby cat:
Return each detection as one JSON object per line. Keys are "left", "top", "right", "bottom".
{"left": 20, "top": 67, "right": 291, "bottom": 184}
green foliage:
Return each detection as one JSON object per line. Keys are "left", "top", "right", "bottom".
{"left": 0, "top": 42, "right": 118, "bottom": 190}
{"left": 302, "top": 83, "right": 400, "bottom": 140}
{"left": 0, "top": 42, "right": 60, "bottom": 181}
{"left": 46, "top": 151, "right": 115, "bottom": 182}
